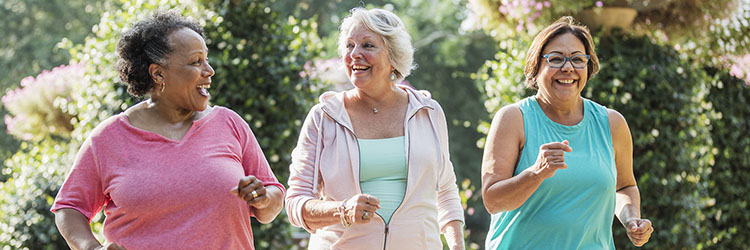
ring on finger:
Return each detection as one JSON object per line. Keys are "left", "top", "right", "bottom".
{"left": 362, "top": 211, "right": 370, "bottom": 220}
{"left": 251, "top": 190, "right": 259, "bottom": 198}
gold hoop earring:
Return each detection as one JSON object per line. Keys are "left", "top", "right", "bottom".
{"left": 160, "top": 82, "right": 166, "bottom": 92}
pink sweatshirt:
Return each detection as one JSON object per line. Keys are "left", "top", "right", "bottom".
{"left": 52, "top": 106, "right": 284, "bottom": 249}
{"left": 286, "top": 86, "right": 464, "bottom": 250}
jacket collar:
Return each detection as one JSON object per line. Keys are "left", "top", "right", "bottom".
{"left": 318, "top": 85, "right": 435, "bottom": 130}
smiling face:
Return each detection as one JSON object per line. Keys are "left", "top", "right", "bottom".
{"left": 157, "top": 28, "right": 214, "bottom": 111}
{"left": 343, "top": 22, "right": 393, "bottom": 90}
{"left": 536, "top": 32, "right": 588, "bottom": 102}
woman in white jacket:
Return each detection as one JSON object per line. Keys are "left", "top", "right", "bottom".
{"left": 285, "top": 7, "right": 464, "bottom": 250}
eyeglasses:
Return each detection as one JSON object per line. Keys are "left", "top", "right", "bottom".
{"left": 542, "top": 53, "right": 590, "bottom": 69}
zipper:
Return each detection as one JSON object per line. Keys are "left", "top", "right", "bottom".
{"left": 383, "top": 224, "right": 390, "bottom": 250}
{"left": 381, "top": 107, "right": 425, "bottom": 249}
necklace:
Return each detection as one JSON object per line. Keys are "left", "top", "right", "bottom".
{"left": 372, "top": 103, "right": 383, "bottom": 114}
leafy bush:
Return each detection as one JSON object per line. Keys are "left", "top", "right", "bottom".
{"left": 589, "top": 33, "right": 714, "bottom": 249}
{"left": 701, "top": 67, "right": 750, "bottom": 248}
{"left": 200, "top": 0, "right": 322, "bottom": 248}
{"left": 0, "top": 0, "right": 106, "bottom": 187}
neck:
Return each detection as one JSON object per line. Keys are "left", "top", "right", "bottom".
{"left": 353, "top": 83, "right": 400, "bottom": 107}
{"left": 535, "top": 93, "right": 583, "bottom": 118}
{"left": 144, "top": 98, "right": 196, "bottom": 124}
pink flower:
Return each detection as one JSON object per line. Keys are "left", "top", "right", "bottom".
{"left": 465, "top": 189, "right": 473, "bottom": 198}
{"left": 544, "top": 1, "right": 551, "bottom": 7}
{"left": 595, "top": 1, "right": 603, "bottom": 7}
{"left": 535, "top": 2, "right": 543, "bottom": 10}
{"left": 468, "top": 207, "right": 475, "bottom": 216}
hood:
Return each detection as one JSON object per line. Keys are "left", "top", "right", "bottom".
{"left": 317, "top": 85, "right": 435, "bottom": 128}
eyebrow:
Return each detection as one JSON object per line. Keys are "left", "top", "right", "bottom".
{"left": 547, "top": 50, "right": 585, "bottom": 55}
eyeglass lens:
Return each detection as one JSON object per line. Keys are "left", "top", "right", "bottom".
{"left": 546, "top": 54, "right": 588, "bottom": 68}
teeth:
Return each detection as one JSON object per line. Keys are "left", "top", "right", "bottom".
{"left": 352, "top": 65, "right": 369, "bottom": 70}
{"left": 558, "top": 79, "right": 574, "bottom": 84}
{"left": 197, "top": 84, "right": 210, "bottom": 97}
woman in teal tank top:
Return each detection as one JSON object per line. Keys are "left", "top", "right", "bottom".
{"left": 481, "top": 17, "right": 653, "bottom": 249}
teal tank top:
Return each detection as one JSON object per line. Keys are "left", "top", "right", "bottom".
{"left": 485, "top": 97, "right": 617, "bottom": 250}
{"left": 358, "top": 136, "right": 407, "bottom": 224}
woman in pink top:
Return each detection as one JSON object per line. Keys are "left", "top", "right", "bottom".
{"left": 285, "top": 7, "right": 465, "bottom": 250}
{"left": 52, "top": 10, "right": 285, "bottom": 249}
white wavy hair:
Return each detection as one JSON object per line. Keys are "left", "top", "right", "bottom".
{"left": 338, "top": 7, "right": 415, "bottom": 82}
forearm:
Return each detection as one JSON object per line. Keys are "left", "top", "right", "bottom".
{"left": 615, "top": 185, "right": 641, "bottom": 225}
{"left": 442, "top": 220, "right": 465, "bottom": 250}
{"left": 55, "top": 208, "right": 101, "bottom": 250}
{"left": 301, "top": 199, "right": 344, "bottom": 231}
{"left": 251, "top": 186, "right": 284, "bottom": 224}
{"left": 483, "top": 170, "right": 545, "bottom": 213}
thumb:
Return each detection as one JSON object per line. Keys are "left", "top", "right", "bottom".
{"left": 562, "top": 140, "right": 569, "bottom": 145}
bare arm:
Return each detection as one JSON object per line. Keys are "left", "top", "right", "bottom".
{"left": 609, "top": 109, "right": 652, "bottom": 247}
{"left": 481, "top": 105, "right": 572, "bottom": 214}
{"left": 54, "top": 208, "right": 125, "bottom": 250}
{"left": 441, "top": 220, "right": 465, "bottom": 250}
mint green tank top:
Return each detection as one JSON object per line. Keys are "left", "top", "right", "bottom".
{"left": 485, "top": 97, "right": 617, "bottom": 250}
{"left": 358, "top": 136, "right": 407, "bottom": 224}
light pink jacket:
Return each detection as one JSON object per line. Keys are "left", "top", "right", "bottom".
{"left": 286, "top": 86, "right": 464, "bottom": 250}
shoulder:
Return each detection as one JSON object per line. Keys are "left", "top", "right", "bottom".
{"left": 212, "top": 106, "right": 243, "bottom": 121}
{"left": 492, "top": 102, "right": 523, "bottom": 126}
{"left": 89, "top": 113, "right": 128, "bottom": 139}
{"left": 606, "top": 108, "right": 628, "bottom": 131}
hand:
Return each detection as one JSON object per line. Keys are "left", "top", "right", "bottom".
{"left": 95, "top": 242, "right": 126, "bottom": 250}
{"left": 343, "top": 194, "right": 381, "bottom": 225}
{"left": 230, "top": 175, "right": 270, "bottom": 209}
{"left": 527, "top": 140, "right": 572, "bottom": 180}
{"left": 625, "top": 218, "right": 653, "bottom": 247}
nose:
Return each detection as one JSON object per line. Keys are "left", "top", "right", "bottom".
{"left": 203, "top": 61, "right": 215, "bottom": 78}
{"left": 560, "top": 59, "right": 575, "bottom": 72}
{"left": 349, "top": 45, "right": 363, "bottom": 60}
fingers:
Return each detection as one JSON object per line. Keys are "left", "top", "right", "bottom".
{"left": 345, "top": 194, "right": 381, "bottom": 224}
{"left": 627, "top": 219, "right": 653, "bottom": 247}
{"left": 230, "top": 175, "right": 267, "bottom": 206}
{"left": 540, "top": 141, "right": 573, "bottom": 152}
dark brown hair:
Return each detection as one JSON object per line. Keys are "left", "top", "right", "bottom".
{"left": 524, "top": 16, "right": 599, "bottom": 89}
{"left": 116, "top": 10, "right": 204, "bottom": 97}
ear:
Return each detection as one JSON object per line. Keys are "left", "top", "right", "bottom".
{"left": 149, "top": 63, "right": 163, "bottom": 84}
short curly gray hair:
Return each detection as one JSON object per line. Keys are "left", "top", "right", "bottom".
{"left": 338, "top": 7, "right": 415, "bottom": 82}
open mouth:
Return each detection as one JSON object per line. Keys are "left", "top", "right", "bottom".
{"left": 197, "top": 84, "right": 210, "bottom": 97}
{"left": 352, "top": 65, "right": 371, "bottom": 72}
{"left": 555, "top": 79, "right": 576, "bottom": 86}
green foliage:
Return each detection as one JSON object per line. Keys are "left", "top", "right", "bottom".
{"left": 0, "top": 0, "right": 106, "bottom": 186}
{"left": 701, "top": 68, "right": 750, "bottom": 248}
{"left": 590, "top": 33, "right": 714, "bottom": 249}
{"left": 200, "top": 0, "right": 323, "bottom": 248}
{"left": 477, "top": 31, "right": 724, "bottom": 249}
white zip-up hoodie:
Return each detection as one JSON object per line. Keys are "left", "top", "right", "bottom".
{"left": 286, "top": 86, "right": 464, "bottom": 250}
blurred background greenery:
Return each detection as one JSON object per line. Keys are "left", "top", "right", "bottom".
{"left": 0, "top": 0, "right": 748, "bottom": 249}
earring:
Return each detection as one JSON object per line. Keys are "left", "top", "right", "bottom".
{"left": 389, "top": 72, "right": 397, "bottom": 82}
{"left": 160, "top": 82, "right": 166, "bottom": 92}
